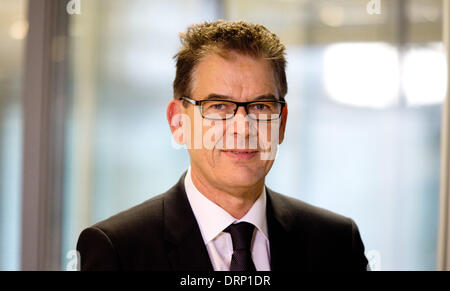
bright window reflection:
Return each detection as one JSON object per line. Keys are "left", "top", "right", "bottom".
{"left": 402, "top": 43, "right": 447, "bottom": 106}
{"left": 323, "top": 42, "right": 447, "bottom": 109}
{"left": 323, "top": 43, "right": 399, "bottom": 108}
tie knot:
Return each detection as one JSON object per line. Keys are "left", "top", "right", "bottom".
{"left": 224, "top": 222, "right": 255, "bottom": 251}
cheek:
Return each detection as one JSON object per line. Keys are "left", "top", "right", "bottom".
{"left": 202, "top": 120, "right": 227, "bottom": 150}
{"left": 256, "top": 123, "right": 273, "bottom": 149}
{"left": 260, "top": 121, "right": 281, "bottom": 139}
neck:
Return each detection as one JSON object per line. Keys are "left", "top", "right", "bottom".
{"left": 189, "top": 167, "right": 264, "bottom": 220}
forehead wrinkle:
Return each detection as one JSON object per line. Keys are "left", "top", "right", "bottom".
{"left": 224, "top": 66, "right": 276, "bottom": 101}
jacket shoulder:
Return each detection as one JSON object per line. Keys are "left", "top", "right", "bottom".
{"left": 76, "top": 192, "right": 169, "bottom": 270}
{"left": 267, "top": 188, "right": 368, "bottom": 270}
{"left": 268, "top": 189, "right": 354, "bottom": 230}
{"left": 92, "top": 192, "right": 166, "bottom": 239}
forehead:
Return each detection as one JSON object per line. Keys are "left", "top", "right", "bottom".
{"left": 191, "top": 51, "right": 278, "bottom": 100}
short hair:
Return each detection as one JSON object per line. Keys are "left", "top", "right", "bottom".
{"left": 173, "top": 20, "right": 287, "bottom": 100}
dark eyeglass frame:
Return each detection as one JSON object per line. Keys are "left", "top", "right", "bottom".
{"left": 178, "top": 96, "right": 286, "bottom": 121}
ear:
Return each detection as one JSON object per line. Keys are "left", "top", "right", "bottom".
{"left": 278, "top": 104, "right": 288, "bottom": 144}
{"left": 167, "top": 99, "right": 185, "bottom": 145}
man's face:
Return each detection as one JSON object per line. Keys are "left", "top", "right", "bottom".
{"left": 174, "top": 51, "right": 287, "bottom": 192}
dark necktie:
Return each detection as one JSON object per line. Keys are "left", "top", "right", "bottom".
{"left": 224, "top": 222, "right": 256, "bottom": 271}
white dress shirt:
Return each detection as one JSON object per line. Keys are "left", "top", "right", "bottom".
{"left": 184, "top": 166, "right": 271, "bottom": 271}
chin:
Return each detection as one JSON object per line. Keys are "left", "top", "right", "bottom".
{"left": 220, "top": 170, "right": 261, "bottom": 187}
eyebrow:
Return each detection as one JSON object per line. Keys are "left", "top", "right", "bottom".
{"left": 203, "top": 93, "right": 279, "bottom": 101}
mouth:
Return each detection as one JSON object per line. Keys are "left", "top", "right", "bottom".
{"left": 220, "top": 149, "right": 259, "bottom": 160}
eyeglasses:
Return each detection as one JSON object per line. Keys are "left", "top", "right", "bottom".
{"left": 179, "top": 96, "right": 286, "bottom": 121}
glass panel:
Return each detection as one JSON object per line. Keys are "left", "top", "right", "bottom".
{"left": 0, "top": 0, "right": 27, "bottom": 271}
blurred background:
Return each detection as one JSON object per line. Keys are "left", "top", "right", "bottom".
{"left": 0, "top": 0, "right": 448, "bottom": 270}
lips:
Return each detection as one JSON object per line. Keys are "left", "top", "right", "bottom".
{"left": 220, "top": 149, "right": 258, "bottom": 153}
{"left": 220, "top": 149, "right": 259, "bottom": 160}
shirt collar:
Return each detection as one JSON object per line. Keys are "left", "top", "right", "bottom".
{"left": 184, "top": 166, "right": 268, "bottom": 244}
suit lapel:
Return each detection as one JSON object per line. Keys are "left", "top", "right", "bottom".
{"left": 163, "top": 171, "right": 214, "bottom": 271}
{"left": 161, "top": 171, "right": 307, "bottom": 271}
{"left": 266, "top": 187, "right": 308, "bottom": 271}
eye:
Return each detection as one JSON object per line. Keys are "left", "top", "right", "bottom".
{"left": 212, "top": 104, "right": 225, "bottom": 110}
{"left": 250, "top": 103, "right": 270, "bottom": 111}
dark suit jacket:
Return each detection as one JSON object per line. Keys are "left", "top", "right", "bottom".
{"left": 77, "top": 171, "right": 368, "bottom": 271}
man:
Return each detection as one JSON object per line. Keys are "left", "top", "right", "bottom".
{"left": 77, "top": 20, "right": 368, "bottom": 271}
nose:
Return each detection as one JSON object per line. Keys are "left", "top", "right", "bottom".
{"left": 235, "top": 105, "right": 247, "bottom": 117}
{"left": 223, "top": 104, "right": 258, "bottom": 151}
{"left": 230, "top": 105, "right": 251, "bottom": 141}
